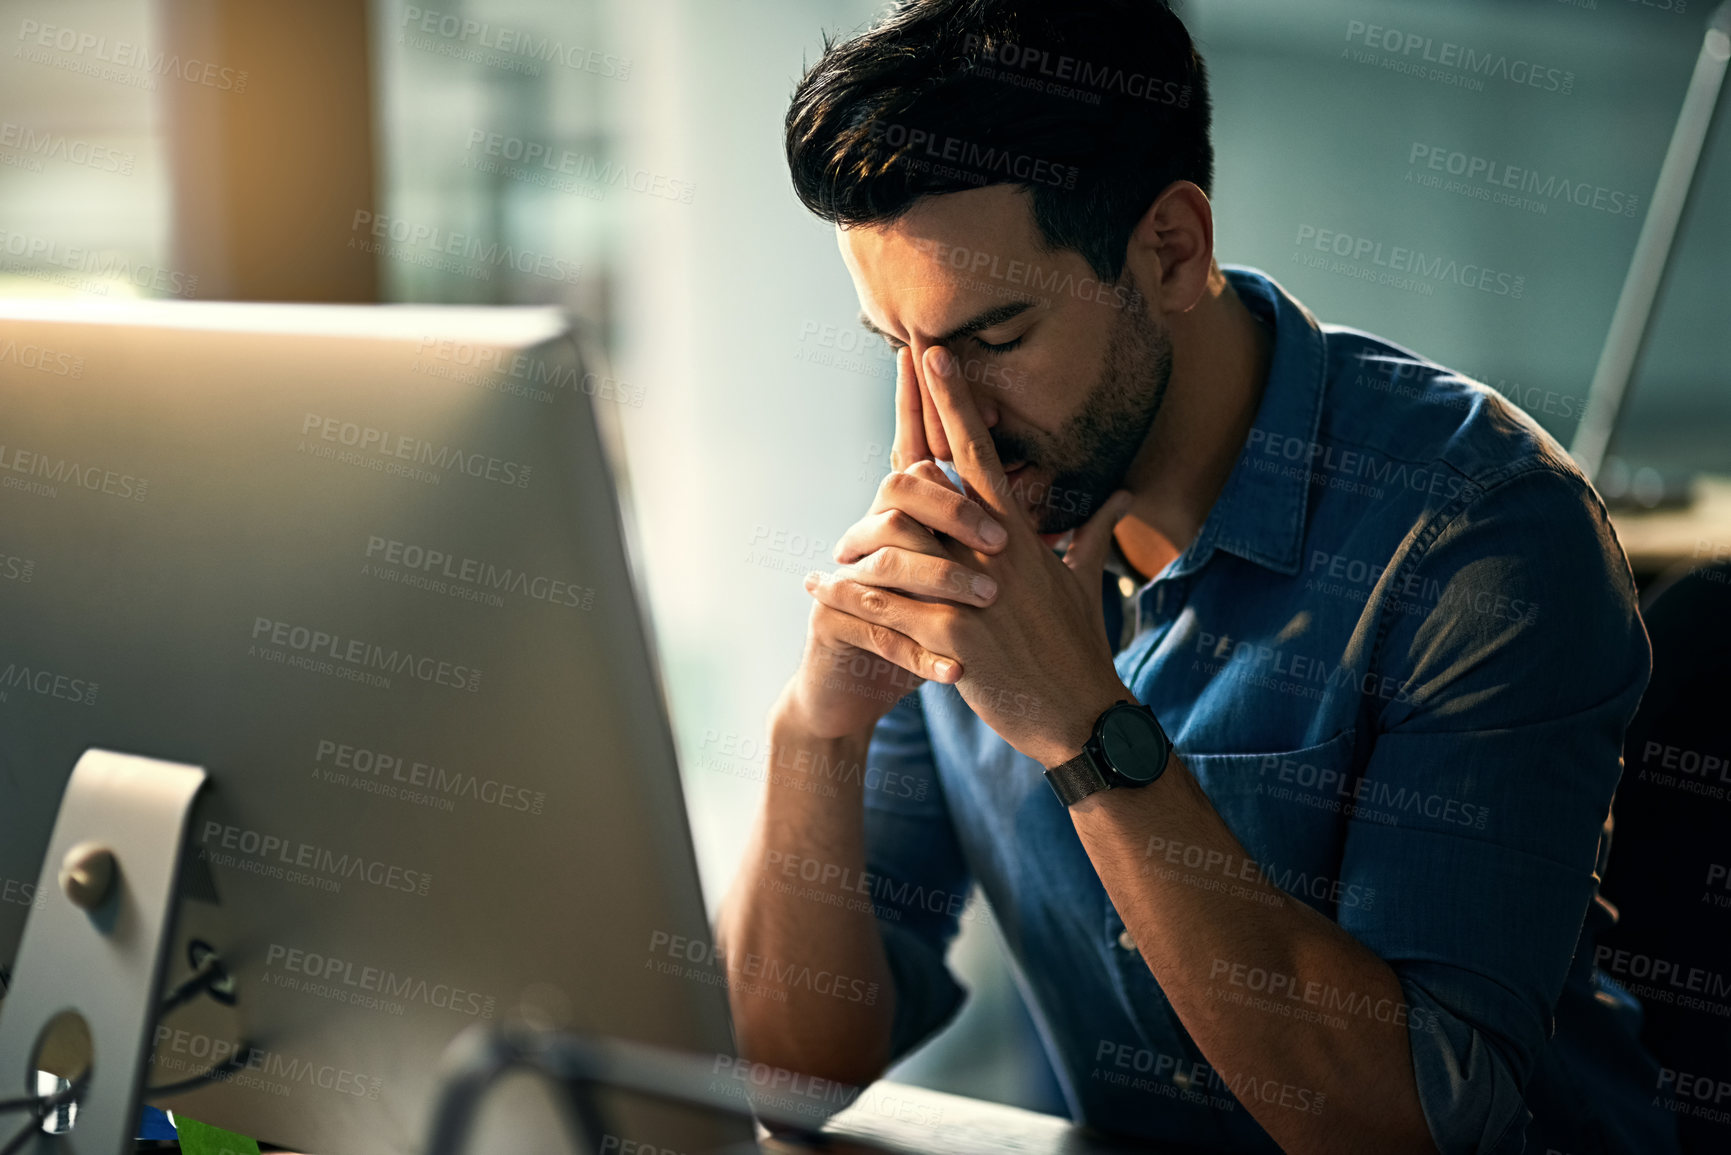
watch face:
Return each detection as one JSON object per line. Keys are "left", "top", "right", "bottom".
{"left": 1099, "top": 707, "right": 1168, "bottom": 784}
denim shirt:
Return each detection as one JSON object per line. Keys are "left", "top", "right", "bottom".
{"left": 862, "top": 268, "right": 1675, "bottom": 1153}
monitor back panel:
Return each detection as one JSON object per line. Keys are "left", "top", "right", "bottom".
{"left": 0, "top": 303, "right": 749, "bottom": 1154}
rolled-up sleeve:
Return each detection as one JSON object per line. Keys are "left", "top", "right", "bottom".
{"left": 1337, "top": 464, "right": 1650, "bottom": 1153}
{"left": 862, "top": 688, "right": 972, "bottom": 1060}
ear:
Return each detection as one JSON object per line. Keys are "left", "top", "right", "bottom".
{"left": 1120, "top": 180, "right": 1214, "bottom": 317}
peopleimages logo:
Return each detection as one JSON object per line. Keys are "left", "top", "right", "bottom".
{"left": 1406, "top": 143, "right": 1639, "bottom": 218}
{"left": 311, "top": 737, "right": 547, "bottom": 817}
{"left": 398, "top": 7, "right": 631, "bottom": 80}
{"left": 647, "top": 931, "right": 881, "bottom": 1006}
{"left": 248, "top": 617, "right": 484, "bottom": 693}
{"left": 1092, "top": 1040, "right": 1326, "bottom": 1116}
{"left": 1293, "top": 225, "right": 1526, "bottom": 298}
{"left": 15, "top": 19, "right": 250, "bottom": 92}
{"left": 1343, "top": 20, "right": 1575, "bottom": 94}
{"left": 151, "top": 1027, "right": 383, "bottom": 1101}
{"left": 0, "top": 121, "right": 134, "bottom": 175}
{"left": 0, "top": 660, "right": 99, "bottom": 706}
{"left": 264, "top": 942, "right": 496, "bottom": 1019}
{"left": 0, "top": 442, "right": 149, "bottom": 502}
{"left": 463, "top": 131, "right": 695, "bottom": 203}
{"left": 0, "top": 338, "right": 83, "bottom": 377}
{"left": 298, "top": 412, "right": 533, "bottom": 489}
{"left": 200, "top": 820, "right": 434, "bottom": 897}
{"left": 349, "top": 211, "right": 583, "bottom": 286}
{"left": 960, "top": 34, "right": 1192, "bottom": 107}
{"left": 0, "top": 227, "right": 198, "bottom": 296}
{"left": 1, "top": 877, "right": 46, "bottom": 910}
{"left": 1593, "top": 946, "right": 1731, "bottom": 1009}
{"left": 865, "top": 120, "right": 1079, "bottom": 189}
{"left": 363, "top": 535, "right": 595, "bottom": 612}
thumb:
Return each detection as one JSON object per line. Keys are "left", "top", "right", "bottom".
{"left": 1063, "top": 490, "right": 1135, "bottom": 577}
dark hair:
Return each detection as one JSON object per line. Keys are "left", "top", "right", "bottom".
{"left": 785, "top": 0, "right": 1212, "bottom": 281}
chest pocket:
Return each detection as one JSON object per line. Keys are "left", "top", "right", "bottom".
{"left": 1178, "top": 729, "right": 1360, "bottom": 916}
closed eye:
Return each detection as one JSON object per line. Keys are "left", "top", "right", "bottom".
{"left": 975, "top": 335, "right": 1023, "bottom": 354}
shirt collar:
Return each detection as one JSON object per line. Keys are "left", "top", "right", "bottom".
{"left": 1164, "top": 266, "right": 1327, "bottom": 580}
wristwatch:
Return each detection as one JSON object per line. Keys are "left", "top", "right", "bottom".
{"left": 1044, "top": 700, "right": 1172, "bottom": 806}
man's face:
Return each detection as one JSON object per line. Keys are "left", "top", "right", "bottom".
{"left": 839, "top": 185, "right": 1171, "bottom": 534}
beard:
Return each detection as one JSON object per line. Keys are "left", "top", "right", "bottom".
{"left": 989, "top": 276, "right": 1173, "bottom": 535}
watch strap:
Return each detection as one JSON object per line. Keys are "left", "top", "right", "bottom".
{"left": 1044, "top": 749, "right": 1107, "bottom": 806}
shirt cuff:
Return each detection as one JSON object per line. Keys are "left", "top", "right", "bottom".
{"left": 1400, "top": 978, "right": 1533, "bottom": 1155}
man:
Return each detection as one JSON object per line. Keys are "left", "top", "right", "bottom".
{"left": 718, "top": 2, "right": 1675, "bottom": 1152}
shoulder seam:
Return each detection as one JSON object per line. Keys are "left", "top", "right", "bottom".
{"left": 1365, "top": 459, "right": 1587, "bottom": 716}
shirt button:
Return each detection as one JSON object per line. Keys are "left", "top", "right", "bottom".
{"left": 1117, "top": 929, "right": 1137, "bottom": 952}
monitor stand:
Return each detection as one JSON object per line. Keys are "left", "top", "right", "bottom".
{"left": 0, "top": 750, "right": 207, "bottom": 1155}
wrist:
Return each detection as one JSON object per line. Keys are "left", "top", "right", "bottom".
{"left": 768, "top": 683, "right": 876, "bottom": 749}
{"left": 768, "top": 694, "right": 873, "bottom": 781}
{"left": 1036, "top": 681, "right": 1138, "bottom": 770}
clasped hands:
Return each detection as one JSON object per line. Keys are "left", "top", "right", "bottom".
{"left": 801, "top": 344, "right": 1135, "bottom": 768}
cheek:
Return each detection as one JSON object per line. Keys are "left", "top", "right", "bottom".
{"left": 999, "top": 349, "right": 1090, "bottom": 429}
{"left": 954, "top": 350, "right": 1011, "bottom": 390}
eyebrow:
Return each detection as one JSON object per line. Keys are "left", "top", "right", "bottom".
{"left": 858, "top": 300, "right": 1038, "bottom": 346}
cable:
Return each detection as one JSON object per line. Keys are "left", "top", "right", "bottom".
{"left": 157, "top": 953, "right": 230, "bottom": 1018}
{"left": 0, "top": 1073, "right": 88, "bottom": 1155}
{"left": 144, "top": 1043, "right": 255, "bottom": 1101}
{"left": 145, "top": 949, "right": 249, "bottom": 1101}
{"left": 0, "top": 951, "right": 244, "bottom": 1124}
{"left": 0, "top": 1084, "right": 61, "bottom": 1116}
{"left": 0, "top": 1113, "right": 34, "bottom": 1154}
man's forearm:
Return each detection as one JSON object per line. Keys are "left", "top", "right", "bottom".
{"left": 1072, "top": 755, "right": 1438, "bottom": 1155}
{"left": 716, "top": 713, "right": 895, "bottom": 1087}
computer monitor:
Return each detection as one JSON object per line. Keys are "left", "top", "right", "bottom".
{"left": 0, "top": 300, "right": 756, "bottom": 1154}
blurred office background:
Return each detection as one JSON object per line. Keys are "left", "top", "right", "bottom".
{"left": 1, "top": 0, "right": 1724, "bottom": 1115}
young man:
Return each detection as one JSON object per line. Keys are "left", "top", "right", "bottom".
{"left": 719, "top": 2, "right": 1674, "bottom": 1152}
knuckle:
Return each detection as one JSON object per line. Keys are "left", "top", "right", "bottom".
{"left": 965, "top": 433, "right": 996, "bottom": 462}
{"left": 940, "top": 491, "right": 975, "bottom": 526}
{"left": 857, "top": 586, "right": 890, "bottom": 618}
{"left": 859, "top": 551, "right": 892, "bottom": 584}
{"left": 882, "top": 509, "right": 918, "bottom": 538}
{"left": 865, "top": 622, "right": 898, "bottom": 655}
{"left": 880, "top": 471, "right": 915, "bottom": 500}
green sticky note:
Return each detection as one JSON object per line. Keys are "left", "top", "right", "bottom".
{"left": 174, "top": 1115, "right": 262, "bottom": 1155}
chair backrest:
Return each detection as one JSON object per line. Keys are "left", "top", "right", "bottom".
{"left": 1599, "top": 561, "right": 1731, "bottom": 1154}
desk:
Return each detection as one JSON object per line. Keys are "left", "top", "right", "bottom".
{"left": 162, "top": 1083, "right": 1190, "bottom": 1155}
{"left": 1610, "top": 475, "right": 1731, "bottom": 584}
{"left": 762, "top": 1082, "right": 1182, "bottom": 1155}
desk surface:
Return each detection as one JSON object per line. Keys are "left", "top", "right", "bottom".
{"left": 763, "top": 1081, "right": 1173, "bottom": 1155}
{"left": 174, "top": 1084, "right": 1176, "bottom": 1155}
{"left": 1610, "top": 474, "right": 1731, "bottom": 580}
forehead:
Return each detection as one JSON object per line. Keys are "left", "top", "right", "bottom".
{"left": 837, "top": 185, "right": 1049, "bottom": 335}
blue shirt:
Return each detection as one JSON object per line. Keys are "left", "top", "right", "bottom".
{"left": 862, "top": 268, "right": 1677, "bottom": 1154}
